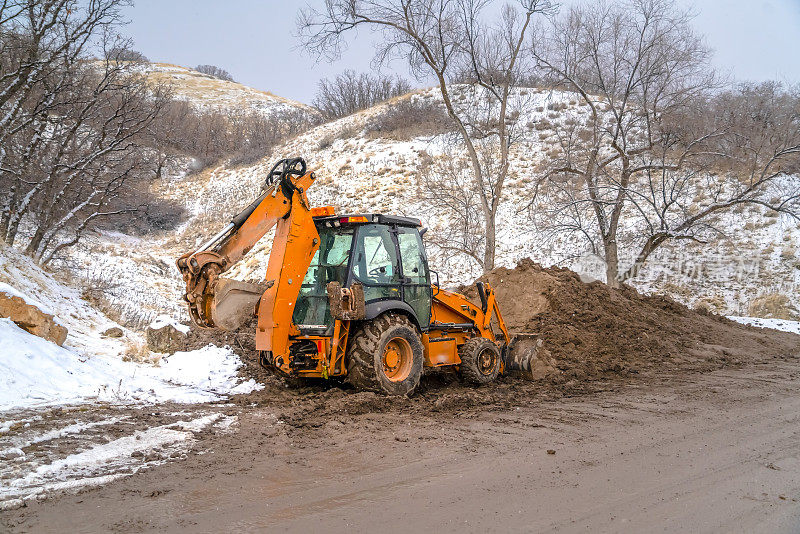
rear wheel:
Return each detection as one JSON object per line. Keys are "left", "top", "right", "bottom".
{"left": 346, "top": 313, "right": 423, "bottom": 396}
{"left": 459, "top": 338, "right": 501, "bottom": 385}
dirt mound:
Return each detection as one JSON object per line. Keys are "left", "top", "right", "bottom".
{"left": 180, "top": 258, "right": 799, "bottom": 404}
{"left": 463, "top": 258, "right": 800, "bottom": 383}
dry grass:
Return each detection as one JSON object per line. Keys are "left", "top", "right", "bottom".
{"left": 693, "top": 294, "right": 726, "bottom": 314}
{"left": 81, "top": 288, "right": 158, "bottom": 331}
{"left": 141, "top": 63, "right": 314, "bottom": 112}
{"left": 748, "top": 293, "right": 800, "bottom": 320}
{"left": 122, "top": 340, "right": 162, "bottom": 365}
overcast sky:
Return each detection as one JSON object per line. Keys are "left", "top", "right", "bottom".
{"left": 120, "top": 0, "right": 800, "bottom": 105}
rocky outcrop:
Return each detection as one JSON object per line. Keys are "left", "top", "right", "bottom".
{"left": 146, "top": 315, "right": 189, "bottom": 353}
{"left": 0, "top": 291, "right": 68, "bottom": 346}
{"left": 101, "top": 327, "right": 124, "bottom": 338}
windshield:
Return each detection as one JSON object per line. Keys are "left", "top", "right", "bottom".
{"left": 292, "top": 225, "right": 354, "bottom": 330}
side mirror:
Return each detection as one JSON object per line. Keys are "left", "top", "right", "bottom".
{"left": 430, "top": 270, "right": 441, "bottom": 297}
{"left": 327, "top": 281, "right": 366, "bottom": 320}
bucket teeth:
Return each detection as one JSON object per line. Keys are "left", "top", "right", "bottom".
{"left": 503, "top": 336, "right": 541, "bottom": 378}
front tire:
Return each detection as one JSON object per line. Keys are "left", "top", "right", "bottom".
{"left": 346, "top": 313, "right": 424, "bottom": 396}
{"left": 458, "top": 338, "right": 501, "bottom": 385}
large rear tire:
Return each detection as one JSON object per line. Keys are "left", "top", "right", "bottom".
{"left": 346, "top": 313, "right": 424, "bottom": 396}
{"left": 458, "top": 338, "right": 501, "bottom": 385}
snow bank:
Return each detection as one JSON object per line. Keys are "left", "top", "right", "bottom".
{"left": 149, "top": 314, "right": 190, "bottom": 334}
{"left": 0, "top": 282, "right": 55, "bottom": 316}
{"left": 727, "top": 316, "right": 800, "bottom": 335}
{"left": 156, "top": 345, "right": 259, "bottom": 395}
{"left": 0, "top": 319, "right": 261, "bottom": 411}
{"left": 0, "top": 248, "right": 133, "bottom": 357}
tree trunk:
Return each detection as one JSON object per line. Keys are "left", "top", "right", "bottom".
{"left": 483, "top": 215, "right": 496, "bottom": 272}
{"left": 604, "top": 238, "right": 621, "bottom": 288}
{"left": 5, "top": 217, "right": 21, "bottom": 246}
{"left": 25, "top": 227, "right": 45, "bottom": 258}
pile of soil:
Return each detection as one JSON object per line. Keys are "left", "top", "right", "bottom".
{"left": 462, "top": 258, "right": 800, "bottom": 383}
{"left": 182, "top": 258, "right": 799, "bottom": 404}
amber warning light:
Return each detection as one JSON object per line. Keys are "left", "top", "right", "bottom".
{"left": 340, "top": 216, "right": 368, "bottom": 224}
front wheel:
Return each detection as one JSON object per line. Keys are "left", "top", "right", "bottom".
{"left": 458, "top": 338, "right": 501, "bottom": 385}
{"left": 346, "top": 313, "right": 424, "bottom": 396}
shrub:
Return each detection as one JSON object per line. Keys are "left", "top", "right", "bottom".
{"left": 365, "top": 98, "right": 454, "bottom": 140}
{"left": 314, "top": 70, "right": 412, "bottom": 119}
{"left": 195, "top": 64, "right": 235, "bottom": 82}
{"left": 748, "top": 293, "right": 799, "bottom": 320}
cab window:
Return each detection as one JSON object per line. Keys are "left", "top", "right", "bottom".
{"left": 293, "top": 226, "right": 354, "bottom": 329}
{"left": 397, "top": 228, "right": 428, "bottom": 284}
{"left": 352, "top": 224, "right": 401, "bottom": 302}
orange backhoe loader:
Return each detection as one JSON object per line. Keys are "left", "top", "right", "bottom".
{"left": 177, "top": 158, "right": 534, "bottom": 395}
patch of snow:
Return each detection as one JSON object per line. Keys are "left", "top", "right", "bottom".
{"left": 154, "top": 345, "right": 263, "bottom": 399}
{"left": 727, "top": 316, "right": 800, "bottom": 335}
{"left": 0, "top": 417, "right": 36, "bottom": 434}
{"left": 0, "top": 447, "right": 24, "bottom": 460}
{"left": 149, "top": 314, "right": 190, "bottom": 334}
{"left": 213, "top": 415, "right": 238, "bottom": 432}
{"left": 0, "top": 281, "right": 55, "bottom": 316}
{"left": 0, "top": 414, "right": 222, "bottom": 505}
{"left": 2, "top": 417, "right": 124, "bottom": 453}
{"left": 0, "top": 319, "right": 262, "bottom": 411}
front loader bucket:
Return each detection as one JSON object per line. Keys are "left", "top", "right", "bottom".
{"left": 503, "top": 335, "right": 556, "bottom": 380}
{"left": 210, "top": 278, "right": 266, "bottom": 331}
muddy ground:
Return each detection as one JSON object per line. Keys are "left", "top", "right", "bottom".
{"left": 3, "top": 348, "right": 800, "bottom": 533}
{"left": 2, "top": 261, "right": 800, "bottom": 532}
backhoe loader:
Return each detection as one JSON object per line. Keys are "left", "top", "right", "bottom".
{"left": 177, "top": 158, "right": 535, "bottom": 395}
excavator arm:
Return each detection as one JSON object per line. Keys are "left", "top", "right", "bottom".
{"left": 176, "top": 158, "right": 321, "bottom": 356}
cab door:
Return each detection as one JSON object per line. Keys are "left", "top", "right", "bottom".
{"left": 396, "top": 226, "right": 432, "bottom": 329}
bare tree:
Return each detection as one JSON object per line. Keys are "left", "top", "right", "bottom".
{"left": 0, "top": 1, "right": 177, "bottom": 264}
{"left": 530, "top": 0, "right": 724, "bottom": 286}
{"left": 0, "top": 0, "right": 128, "bottom": 240}
{"left": 149, "top": 100, "right": 317, "bottom": 169}
{"left": 313, "top": 69, "right": 411, "bottom": 119}
{"left": 417, "top": 148, "right": 485, "bottom": 266}
{"left": 105, "top": 45, "right": 148, "bottom": 62}
{"left": 299, "top": 0, "right": 554, "bottom": 272}
{"left": 195, "top": 64, "right": 235, "bottom": 82}
{"left": 531, "top": 0, "right": 800, "bottom": 287}
{"left": 7, "top": 52, "right": 169, "bottom": 263}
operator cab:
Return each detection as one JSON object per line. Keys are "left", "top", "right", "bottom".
{"left": 292, "top": 213, "right": 431, "bottom": 334}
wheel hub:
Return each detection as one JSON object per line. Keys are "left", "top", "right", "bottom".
{"left": 478, "top": 348, "right": 497, "bottom": 375}
{"left": 382, "top": 338, "right": 412, "bottom": 382}
{"left": 385, "top": 348, "right": 401, "bottom": 369}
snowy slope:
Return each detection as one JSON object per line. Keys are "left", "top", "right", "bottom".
{"left": 0, "top": 246, "right": 133, "bottom": 356}
{"left": 39, "top": 84, "right": 798, "bottom": 335}
{"left": 0, "top": 319, "right": 260, "bottom": 410}
{"left": 0, "top": 247, "right": 261, "bottom": 411}
{"left": 161, "top": 86, "right": 799, "bottom": 318}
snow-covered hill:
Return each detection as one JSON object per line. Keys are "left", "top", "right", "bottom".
{"left": 162, "top": 86, "right": 800, "bottom": 319}
{"left": 31, "top": 84, "right": 800, "bottom": 331}
{"left": 0, "top": 247, "right": 260, "bottom": 411}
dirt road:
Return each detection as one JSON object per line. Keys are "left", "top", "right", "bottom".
{"left": 3, "top": 354, "right": 800, "bottom": 533}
